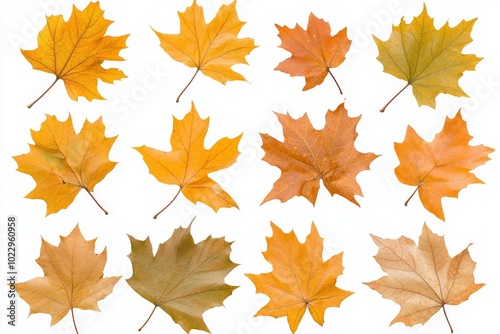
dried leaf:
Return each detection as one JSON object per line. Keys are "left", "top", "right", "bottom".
{"left": 365, "top": 223, "right": 484, "bottom": 332}
{"left": 153, "top": 0, "right": 256, "bottom": 102}
{"left": 13, "top": 115, "right": 117, "bottom": 216}
{"left": 260, "top": 103, "right": 378, "bottom": 206}
{"left": 127, "top": 224, "right": 237, "bottom": 333}
{"left": 22, "top": 2, "right": 128, "bottom": 108}
{"left": 246, "top": 222, "right": 352, "bottom": 333}
{"left": 16, "top": 225, "right": 120, "bottom": 332}
{"left": 375, "top": 5, "right": 481, "bottom": 112}
{"left": 275, "top": 13, "right": 351, "bottom": 93}
{"left": 395, "top": 110, "right": 493, "bottom": 220}
{"left": 135, "top": 102, "right": 242, "bottom": 218}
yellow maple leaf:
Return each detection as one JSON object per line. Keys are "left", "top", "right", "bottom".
{"left": 375, "top": 5, "right": 481, "bottom": 112}
{"left": 13, "top": 114, "right": 117, "bottom": 216}
{"left": 153, "top": 0, "right": 256, "bottom": 102}
{"left": 135, "top": 102, "right": 242, "bottom": 218}
{"left": 22, "top": 2, "right": 128, "bottom": 108}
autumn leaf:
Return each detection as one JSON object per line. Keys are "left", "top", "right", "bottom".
{"left": 153, "top": 0, "right": 256, "bottom": 102}
{"left": 22, "top": 1, "right": 128, "bottom": 108}
{"left": 13, "top": 114, "right": 117, "bottom": 216}
{"left": 260, "top": 103, "right": 378, "bottom": 206}
{"left": 246, "top": 222, "right": 352, "bottom": 333}
{"left": 135, "top": 102, "right": 242, "bottom": 218}
{"left": 395, "top": 110, "right": 493, "bottom": 221}
{"left": 365, "top": 223, "right": 484, "bottom": 333}
{"left": 374, "top": 5, "right": 481, "bottom": 112}
{"left": 127, "top": 222, "right": 237, "bottom": 333}
{"left": 275, "top": 13, "right": 351, "bottom": 94}
{"left": 16, "top": 224, "right": 120, "bottom": 334}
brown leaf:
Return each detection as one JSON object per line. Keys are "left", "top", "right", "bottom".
{"left": 246, "top": 222, "right": 353, "bottom": 333}
{"left": 275, "top": 13, "right": 351, "bottom": 93}
{"left": 395, "top": 110, "right": 494, "bottom": 220}
{"left": 135, "top": 102, "right": 242, "bottom": 218}
{"left": 365, "top": 223, "right": 484, "bottom": 332}
{"left": 16, "top": 225, "right": 120, "bottom": 332}
{"left": 260, "top": 103, "right": 378, "bottom": 206}
{"left": 127, "top": 223, "right": 237, "bottom": 333}
{"left": 13, "top": 115, "right": 117, "bottom": 216}
{"left": 153, "top": 0, "right": 256, "bottom": 102}
{"left": 22, "top": 2, "right": 128, "bottom": 108}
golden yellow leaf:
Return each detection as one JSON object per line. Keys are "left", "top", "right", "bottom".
{"left": 153, "top": 0, "right": 256, "bottom": 102}
{"left": 246, "top": 223, "right": 353, "bottom": 333}
{"left": 13, "top": 115, "right": 117, "bottom": 216}
{"left": 135, "top": 102, "right": 242, "bottom": 218}
{"left": 375, "top": 5, "right": 481, "bottom": 111}
{"left": 22, "top": 2, "right": 128, "bottom": 108}
{"left": 16, "top": 224, "right": 120, "bottom": 333}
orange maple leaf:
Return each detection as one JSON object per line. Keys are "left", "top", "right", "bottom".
{"left": 246, "top": 222, "right": 353, "bottom": 333}
{"left": 275, "top": 13, "right": 351, "bottom": 93}
{"left": 22, "top": 2, "right": 128, "bottom": 108}
{"left": 395, "top": 110, "right": 493, "bottom": 220}
{"left": 153, "top": 0, "right": 256, "bottom": 102}
{"left": 135, "top": 102, "right": 242, "bottom": 218}
{"left": 260, "top": 103, "right": 378, "bottom": 206}
{"left": 365, "top": 223, "right": 484, "bottom": 333}
{"left": 13, "top": 114, "right": 117, "bottom": 216}
{"left": 16, "top": 224, "right": 120, "bottom": 333}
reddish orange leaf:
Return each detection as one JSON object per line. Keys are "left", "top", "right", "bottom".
{"left": 275, "top": 13, "right": 351, "bottom": 93}
{"left": 260, "top": 103, "right": 378, "bottom": 206}
{"left": 395, "top": 110, "right": 493, "bottom": 220}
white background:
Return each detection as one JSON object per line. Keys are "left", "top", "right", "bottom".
{"left": 1, "top": 0, "right": 500, "bottom": 333}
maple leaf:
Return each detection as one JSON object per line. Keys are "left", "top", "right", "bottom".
{"left": 260, "top": 103, "right": 378, "bottom": 206}
{"left": 395, "top": 110, "right": 493, "bottom": 221}
{"left": 16, "top": 224, "right": 120, "bottom": 333}
{"left": 374, "top": 5, "right": 481, "bottom": 112}
{"left": 127, "top": 223, "right": 237, "bottom": 333}
{"left": 153, "top": 0, "right": 256, "bottom": 102}
{"left": 22, "top": 2, "right": 128, "bottom": 108}
{"left": 365, "top": 223, "right": 484, "bottom": 333}
{"left": 246, "top": 222, "right": 353, "bottom": 333}
{"left": 135, "top": 102, "right": 242, "bottom": 218}
{"left": 13, "top": 114, "right": 117, "bottom": 216}
{"left": 275, "top": 13, "right": 351, "bottom": 94}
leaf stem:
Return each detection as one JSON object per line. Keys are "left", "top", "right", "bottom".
{"left": 153, "top": 188, "right": 182, "bottom": 219}
{"left": 84, "top": 188, "right": 108, "bottom": 215}
{"left": 327, "top": 69, "right": 343, "bottom": 95}
{"left": 380, "top": 83, "right": 410, "bottom": 112}
{"left": 404, "top": 186, "right": 419, "bottom": 207}
{"left": 139, "top": 305, "right": 158, "bottom": 331}
{"left": 27, "top": 78, "right": 59, "bottom": 108}
{"left": 442, "top": 304, "right": 454, "bottom": 333}
{"left": 71, "top": 308, "right": 80, "bottom": 334}
{"left": 176, "top": 68, "right": 200, "bottom": 103}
